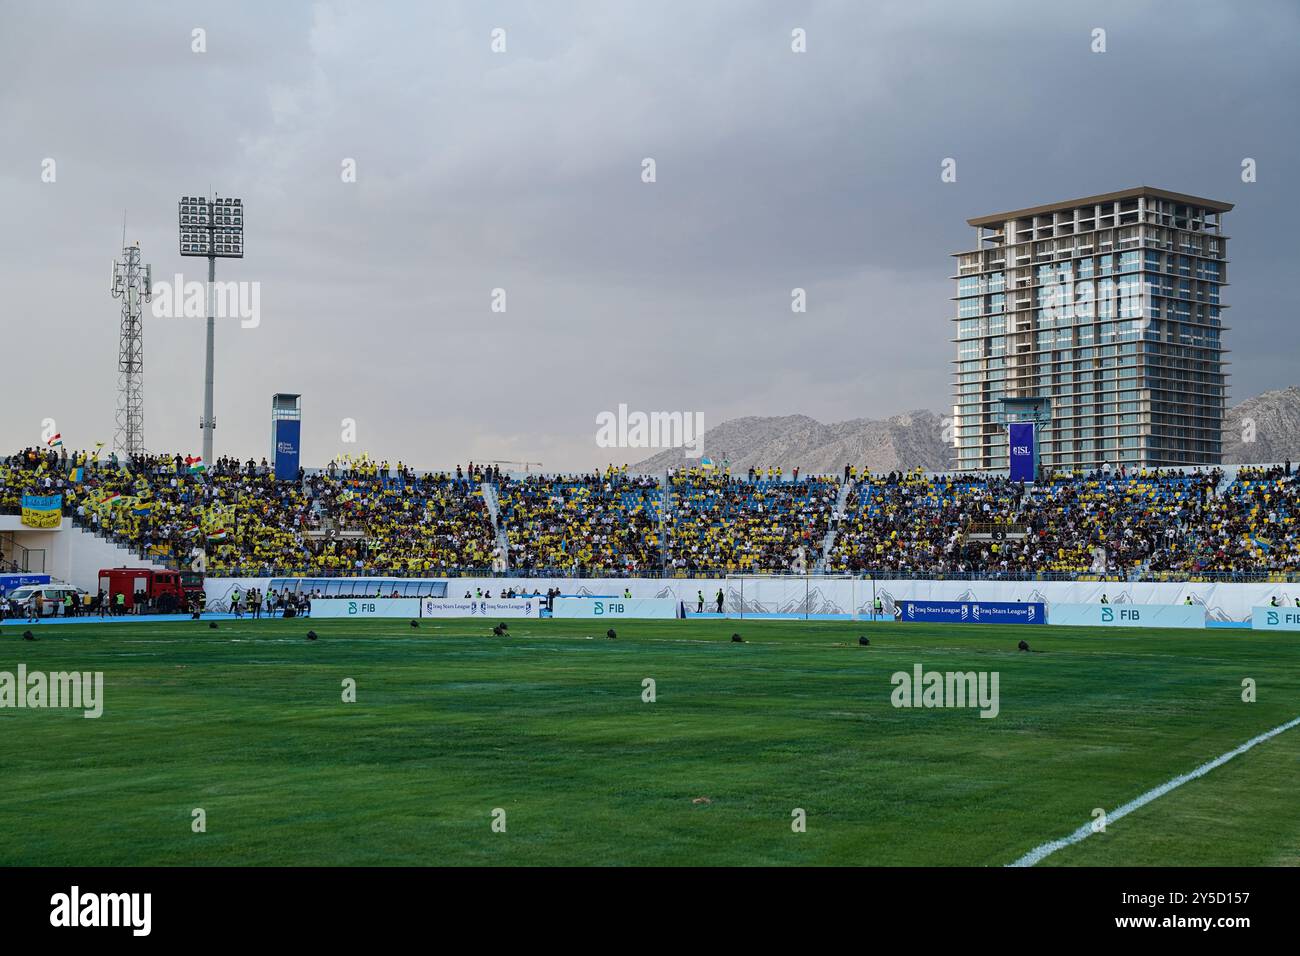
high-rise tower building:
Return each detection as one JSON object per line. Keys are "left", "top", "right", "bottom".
{"left": 952, "top": 187, "right": 1231, "bottom": 473}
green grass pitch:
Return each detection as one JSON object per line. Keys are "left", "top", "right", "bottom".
{"left": 1, "top": 617, "right": 1297, "bottom": 866}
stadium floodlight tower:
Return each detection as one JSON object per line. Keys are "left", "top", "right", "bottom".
{"left": 178, "top": 194, "right": 244, "bottom": 465}
{"left": 110, "top": 241, "right": 152, "bottom": 460}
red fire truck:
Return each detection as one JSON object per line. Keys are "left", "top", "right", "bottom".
{"left": 97, "top": 567, "right": 205, "bottom": 613}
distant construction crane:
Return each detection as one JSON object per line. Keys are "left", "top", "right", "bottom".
{"left": 489, "top": 460, "right": 543, "bottom": 474}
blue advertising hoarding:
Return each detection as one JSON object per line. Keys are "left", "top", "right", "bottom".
{"left": 0, "top": 573, "right": 51, "bottom": 596}
{"left": 1008, "top": 421, "right": 1036, "bottom": 483}
{"left": 552, "top": 597, "right": 678, "bottom": 619}
{"left": 897, "top": 600, "right": 1044, "bottom": 625}
{"left": 310, "top": 597, "right": 421, "bottom": 619}
{"left": 274, "top": 418, "right": 301, "bottom": 481}
{"left": 1252, "top": 607, "right": 1300, "bottom": 631}
{"left": 1050, "top": 603, "right": 1205, "bottom": 629}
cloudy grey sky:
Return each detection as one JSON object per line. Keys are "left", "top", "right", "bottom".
{"left": 2, "top": 0, "right": 1296, "bottom": 471}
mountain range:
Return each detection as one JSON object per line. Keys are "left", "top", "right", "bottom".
{"left": 630, "top": 388, "right": 1300, "bottom": 473}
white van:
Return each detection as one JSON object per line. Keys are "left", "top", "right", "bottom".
{"left": 6, "top": 583, "right": 89, "bottom": 617}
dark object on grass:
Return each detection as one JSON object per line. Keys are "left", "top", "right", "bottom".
{"left": 410, "top": 620, "right": 419, "bottom": 628}
{"left": 1018, "top": 639, "right": 1030, "bottom": 652}
{"left": 306, "top": 630, "right": 318, "bottom": 641}
{"left": 858, "top": 636, "right": 870, "bottom": 646}
{"left": 606, "top": 628, "right": 617, "bottom": 639}
{"left": 23, "top": 630, "right": 36, "bottom": 641}
{"left": 499, "top": 622, "right": 509, "bottom": 631}
{"left": 731, "top": 633, "right": 744, "bottom": 643}
{"left": 209, "top": 622, "right": 219, "bottom": 629}
{"left": 491, "top": 624, "right": 504, "bottom": 636}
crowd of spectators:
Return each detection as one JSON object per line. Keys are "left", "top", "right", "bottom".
{"left": 4, "top": 447, "right": 1299, "bottom": 579}
{"left": 827, "top": 465, "right": 1300, "bottom": 577}
{"left": 2, "top": 448, "right": 496, "bottom": 576}
{"left": 497, "top": 467, "right": 662, "bottom": 575}
{"left": 666, "top": 466, "right": 836, "bottom": 573}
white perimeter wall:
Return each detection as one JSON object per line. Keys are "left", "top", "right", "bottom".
{"left": 58, "top": 526, "right": 168, "bottom": 591}
{"left": 17, "top": 523, "right": 168, "bottom": 590}
{"left": 202, "top": 575, "right": 1297, "bottom": 623}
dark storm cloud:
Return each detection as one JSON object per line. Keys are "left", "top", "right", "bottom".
{"left": 1, "top": 0, "right": 1296, "bottom": 470}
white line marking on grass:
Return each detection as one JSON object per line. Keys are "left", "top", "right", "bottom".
{"left": 1008, "top": 714, "right": 1300, "bottom": 867}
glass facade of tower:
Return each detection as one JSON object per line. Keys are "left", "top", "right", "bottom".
{"left": 951, "top": 189, "right": 1230, "bottom": 473}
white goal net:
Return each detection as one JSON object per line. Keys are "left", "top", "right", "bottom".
{"left": 723, "top": 574, "right": 859, "bottom": 621}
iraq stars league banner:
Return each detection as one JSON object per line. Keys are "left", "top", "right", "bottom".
{"left": 421, "top": 597, "right": 540, "bottom": 618}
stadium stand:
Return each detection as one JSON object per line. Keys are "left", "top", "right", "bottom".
{"left": 496, "top": 470, "right": 662, "bottom": 575}
{"left": 4, "top": 448, "right": 1298, "bottom": 580}
{"left": 665, "top": 467, "right": 836, "bottom": 573}
{"left": 2, "top": 449, "right": 496, "bottom": 576}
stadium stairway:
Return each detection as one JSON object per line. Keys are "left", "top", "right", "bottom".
{"left": 479, "top": 481, "right": 511, "bottom": 571}
{"left": 659, "top": 470, "right": 673, "bottom": 568}
{"left": 47, "top": 522, "right": 169, "bottom": 591}
{"left": 815, "top": 478, "right": 853, "bottom": 572}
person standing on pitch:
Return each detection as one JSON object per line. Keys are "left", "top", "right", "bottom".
{"left": 697, "top": 590, "right": 704, "bottom": 614}
{"left": 715, "top": 589, "right": 724, "bottom": 613}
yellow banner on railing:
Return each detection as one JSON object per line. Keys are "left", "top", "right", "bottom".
{"left": 20, "top": 494, "right": 63, "bottom": 529}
